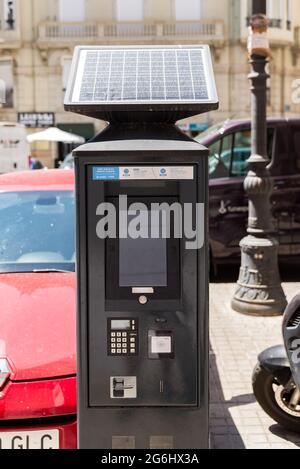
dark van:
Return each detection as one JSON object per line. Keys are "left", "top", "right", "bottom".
{"left": 197, "top": 118, "right": 300, "bottom": 269}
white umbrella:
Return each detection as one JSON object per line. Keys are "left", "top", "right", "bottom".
{"left": 27, "top": 127, "right": 85, "bottom": 144}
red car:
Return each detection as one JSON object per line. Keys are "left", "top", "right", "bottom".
{"left": 0, "top": 170, "right": 77, "bottom": 449}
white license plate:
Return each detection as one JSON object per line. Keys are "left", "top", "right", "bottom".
{"left": 0, "top": 430, "right": 59, "bottom": 450}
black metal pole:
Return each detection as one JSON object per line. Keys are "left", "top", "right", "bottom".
{"left": 231, "top": 0, "right": 287, "bottom": 316}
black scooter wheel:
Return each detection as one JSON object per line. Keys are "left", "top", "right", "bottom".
{"left": 252, "top": 363, "right": 300, "bottom": 433}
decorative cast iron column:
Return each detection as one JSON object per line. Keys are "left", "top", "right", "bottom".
{"left": 231, "top": 3, "right": 287, "bottom": 316}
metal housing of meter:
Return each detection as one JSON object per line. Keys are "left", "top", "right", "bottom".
{"left": 65, "top": 45, "right": 219, "bottom": 450}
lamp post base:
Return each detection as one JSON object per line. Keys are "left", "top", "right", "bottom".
{"left": 231, "top": 235, "right": 287, "bottom": 317}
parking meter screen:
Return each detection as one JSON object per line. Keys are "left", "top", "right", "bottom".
{"left": 119, "top": 210, "right": 167, "bottom": 287}
{"left": 119, "top": 237, "right": 167, "bottom": 287}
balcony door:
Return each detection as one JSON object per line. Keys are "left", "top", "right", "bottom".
{"left": 267, "top": 0, "right": 283, "bottom": 18}
{"left": 116, "top": 0, "right": 144, "bottom": 21}
{"left": 175, "top": 0, "right": 201, "bottom": 20}
{"left": 59, "top": 0, "right": 85, "bottom": 22}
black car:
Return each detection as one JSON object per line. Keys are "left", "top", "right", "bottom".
{"left": 197, "top": 118, "right": 300, "bottom": 270}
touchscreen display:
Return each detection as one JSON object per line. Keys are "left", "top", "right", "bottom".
{"left": 119, "top": 237, "right": 167, "bottom": 287}
{"left": 119, "top": 210, "right": 167, "bottom": 288}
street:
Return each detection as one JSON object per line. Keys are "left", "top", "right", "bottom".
{"left": 210, "top": 267, "right": 300, "bottom": 449}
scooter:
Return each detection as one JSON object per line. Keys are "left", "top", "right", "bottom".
{"left": 253, "top": 295, "right": 300, "bottom": 432}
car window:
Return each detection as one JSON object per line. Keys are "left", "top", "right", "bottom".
{"left": 196, "top": 121, "right": 226, "bottom": 143}
{"left": 0, "top": 190, "right": 75, "bottom": 273}
{"left": 209, "top": 128, "right": 276, "bottom": 180}
{"left": 231, "top": 130, "right": 251, "bottom": 177}
{"left": 209, "top": 134, "right": 233, "bottom": 179}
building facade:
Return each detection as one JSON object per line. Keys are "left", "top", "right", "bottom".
{"left": 0, "top": 0, "right": 299, "bottom": 139}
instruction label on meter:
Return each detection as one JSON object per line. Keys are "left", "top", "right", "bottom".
{"left": 92, "top": 166, "right": 194, "bottom": 181}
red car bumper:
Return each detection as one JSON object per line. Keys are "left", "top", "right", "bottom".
{"left": 0, "top": 377, "right": 77, "bottom": 449}
{"left": 0, "top": 419, "right": 77, "bottom": 449}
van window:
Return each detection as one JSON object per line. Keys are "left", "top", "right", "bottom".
{"left": 231, "top": 131, "right": 251, "bottom": 177}
{"left": 209, "top": 128, "right": 275, "bottom": 180}
{"left": 209, "top": 134, "right": 233, "bottom": 179}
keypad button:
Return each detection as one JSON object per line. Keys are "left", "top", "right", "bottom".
{"left": 117, "top": 344, "right": 122, "bottom": 348}
{"left": 111, "top": 350, "right": 116, "bottom": 354}
{"left": 122, "top": 349, "right": 127, "bottom": 354}
{"left": 130, "top": 338, "right": 135, "bottom": 343}
{"left": 117, "top": 338, "right": 122, "bottom": 343}
{"left": 130, "top": 349, "right": 136, "bottom": 354}
{"left": 122, "top": 333, "right": 127, "bottom": 337}
{"left": 122, "top": 338, "right": 127, "bottom": 343}
{"left": 117, "top": 350, "right": 122, "bottom": 354}
{"left": 117, "top": 333, "right": 122, "bottom": 337}
{"left": 111, "top": 332, "right": 116, "bottom": 337}
{"left": 111, "top": 338, "right": 116, "bottom": 343}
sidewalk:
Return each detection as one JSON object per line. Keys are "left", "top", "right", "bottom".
{"left": 210, "top": 281, "right": 300, "bottom": 449}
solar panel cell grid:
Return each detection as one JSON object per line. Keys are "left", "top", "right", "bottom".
{"left": 77, "top": 49, "right": 209, "bottom": 104}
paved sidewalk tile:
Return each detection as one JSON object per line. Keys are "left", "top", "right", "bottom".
{"left": 210, "top": 282, "right": 300, "bottom": 449}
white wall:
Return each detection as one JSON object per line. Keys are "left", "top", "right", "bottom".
{"left": 175, "top": 0, "right": 201, "bottom": 20}
{"left": 116, "top": 0, "right": 144, "bottom": 21}
{"left": 59, "top": 0, "right": 85, "bottom": 22}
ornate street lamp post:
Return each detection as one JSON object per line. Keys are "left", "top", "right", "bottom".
{"left": 231, "top": 0, "right": 287, "bottom": 316}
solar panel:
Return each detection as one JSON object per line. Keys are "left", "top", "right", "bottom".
{"left": 65, "top": 45, "right": 218, "bottom": 121}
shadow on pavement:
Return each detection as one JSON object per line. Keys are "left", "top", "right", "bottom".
{"left": 210, "top": 345, "right": 246, "bottom": 449}
{"left": 225, "top": 393, "right": 256, "bottom": 406}
{"left": 269, "top": 425, "right": 300, "bottom": 447}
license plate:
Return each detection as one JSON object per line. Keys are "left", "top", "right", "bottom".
{"left": 0, "top": 430, "right": 59, "bottom": 450}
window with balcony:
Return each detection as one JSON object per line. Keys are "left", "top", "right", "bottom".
{"left": 175, "top": 0, "right": 201, "bottom": 20}
{"left": 59, "top": 0, "right": 85, "bottom": 22}
{"left": 247, "top": 0, "right": 292, "bottom": 30}
{"left": 0, "top": 59, "right": 14, "bottom": 108}
{"left": 3, "top": 0, "right": 16, "bottom": 30}
{"left": 267, "top": 0, "right": 283, "bottom": 28}
{"left": 116, "top": 0, "right": 144, "bottom": 21}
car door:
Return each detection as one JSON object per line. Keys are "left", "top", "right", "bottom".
{"left": 270, "top": 121, "right": 300, "bottom": 258}
{"left": 290, "top": 122, "right": 300, "bottom": 257}
{"left": 209, "top": 130, "right": 249, "bottom": 261}
{"left": 209, "top": 126, "right": 275, "bottom": 261}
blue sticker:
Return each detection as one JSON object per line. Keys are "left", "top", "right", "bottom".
{"left": 93, "top": 167, "right": 120, "bottom": 181}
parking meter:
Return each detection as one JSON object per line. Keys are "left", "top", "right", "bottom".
{"left": 65, "top": 45, "right": 218, "bottom": 449}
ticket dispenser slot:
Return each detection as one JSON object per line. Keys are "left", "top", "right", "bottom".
{"left": 110, "top": 377, "right": 137, "bottom": 399}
